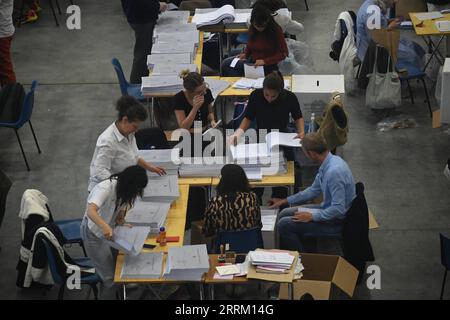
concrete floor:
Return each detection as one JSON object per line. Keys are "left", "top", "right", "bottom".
{"left": 1, "top": 0, "right": 450, "bottom": 300}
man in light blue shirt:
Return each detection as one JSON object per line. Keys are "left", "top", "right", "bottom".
{"left": 270, "top": 133, "right": 356, "bottom": 252}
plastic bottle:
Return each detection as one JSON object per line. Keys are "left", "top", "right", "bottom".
{"left": 309, "top": 113, "right": 316, "bottom": 133}
{"left": 159, "top": 227, "right": 167, "bottom": 246}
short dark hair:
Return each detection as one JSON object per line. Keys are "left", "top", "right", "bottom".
{"left": 116, "top": 96, "right": 148, "bottom": 122}
{"left": 110, "top": 165, "right": 148, "bottom": 208}
{"left": 263, "top": 70, "right": 284, "bottom": 92}
{"left": 179, "top": 70, "right": 204, "bottom": 92}
{"left": 302, "top": 132, "right": 328, "bottom": 154}
{"left": 216, "top": 164, "right": 250, "bottom": 200}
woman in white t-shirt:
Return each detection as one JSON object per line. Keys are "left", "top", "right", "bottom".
{"left": 80, "top": 165, "right": 148, "bottom": 287}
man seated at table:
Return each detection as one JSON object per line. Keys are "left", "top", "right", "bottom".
{"left": 269, "top": 133, "right": 356, "bottom": 252}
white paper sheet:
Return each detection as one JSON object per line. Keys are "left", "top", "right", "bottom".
{"left": 414, "top": 11, "right": 444, "bottom": 21}
{"left": 244, "top": 63, "right": 265, "bottom": 79}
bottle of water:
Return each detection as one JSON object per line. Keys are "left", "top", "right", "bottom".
{"left": 309, "top": 113, "right": 316, "bottom": 133}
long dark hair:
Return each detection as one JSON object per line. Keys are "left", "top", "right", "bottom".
{"left": 249, "top": 5, "right": 279, "bottom": 48}
{"left": 110, "top": 165, "right": 148, "bottom": 209}
{"left": 216, "top": 164, "right": 250, "bottom": 201}
{"left": 251, "top": 0, "right": 285, "bottom": 12}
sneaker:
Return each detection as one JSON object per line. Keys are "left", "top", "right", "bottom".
{"left": 21, "top": 9, "right": 38, "bottom": 24}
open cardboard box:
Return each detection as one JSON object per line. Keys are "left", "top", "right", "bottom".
{"left": 279, "top": 253, "right": 359, "bottom": 300}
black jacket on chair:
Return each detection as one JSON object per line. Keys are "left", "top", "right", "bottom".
{"left": 342, "top": 182, "right": 375, "bottom": 275}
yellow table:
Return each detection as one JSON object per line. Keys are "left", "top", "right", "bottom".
{"left": 178, "top": 177, "right": 213, "bottom": 186}
{"left": 410, "top": 12, "right": 450, "bottom": 70}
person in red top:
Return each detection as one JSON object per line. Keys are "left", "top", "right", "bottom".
{"left": 221, "top": 5, "right": 288, "bottom": 77}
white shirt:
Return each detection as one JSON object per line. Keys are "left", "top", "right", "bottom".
{"left": 0, "top": 0, "right": 14, "bottom": 38}
{"left": 88, "top": 122, "right": 139, "bottom": 191}
{"left": 85, "top": 179, "right": 122, "bottom": 239}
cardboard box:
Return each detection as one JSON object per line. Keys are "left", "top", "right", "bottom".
{"left": 279, "top": 253, "right": 359, "bottom": 300}
{"left": 292, "top": 75, "right": 345, "bottom": 121}
{"left": 396, "top": 0, "right": 427, "bottom": 20}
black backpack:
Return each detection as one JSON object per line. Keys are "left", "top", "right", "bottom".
{"left": 0, "top": 83, "right": 25, "bottom": 123}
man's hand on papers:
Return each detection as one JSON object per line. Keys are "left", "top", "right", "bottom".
{"left": 254, "top": 59, "right": 265, "bottom": 67}
{"left": 292, "top": 212, "right": 313, "bottom": 223}
{"left": 268, "top": 198, "right": 288, "bottom": 209}
{"left": 159, "top": 2, "right": 168, "bottom": 12}
{"left": 149, "top": 165, "right": 166, "bottom": 176}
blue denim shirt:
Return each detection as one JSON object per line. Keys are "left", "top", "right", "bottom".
{"left": 356, "top": 0, "right": 389, "bottom": 61}
{"left": 287, "top": 153, "right": 356, "bottom": 222}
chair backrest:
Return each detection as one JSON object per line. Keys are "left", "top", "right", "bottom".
{"left": 111, "top": 58, "right": 129, "bottom": 96}
{"left": 214, "top": 227, "right": 264, "bottom": 254}
{"left": 440, "top": 233, "right": 450, "bottom": 269}
{"left": 0, "top": 169, "right": 12, "bottom": 229}
{"left": 17, "top": 81, "right": 38, "bottom": 128}
{"left": 395, "top": 0, "right": 427, "bottom": 20}
{"left": 135, "top": 127, "right": 170, "bottom": 150}
{"left": 41, "top": 238, "right": 65, "bottom": 285}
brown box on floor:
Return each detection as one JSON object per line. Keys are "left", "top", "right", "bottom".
{"left": 279, "top": 253, "right": 359, "bottom": 300}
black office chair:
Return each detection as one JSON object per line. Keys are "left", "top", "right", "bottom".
{"left": 135, "top": 128, "right": 170, "bottom": 150}
{"left": 0, "top": 170, "right": 12, "bottom": 252}
{"left": 440, "top": 233, "right": 450, "bottom": 299}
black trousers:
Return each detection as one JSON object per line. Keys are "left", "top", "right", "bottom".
{"left": 129, "top": 22, "right": 155, "bottom": 84}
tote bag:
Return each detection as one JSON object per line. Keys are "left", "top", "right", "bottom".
{"left": 365, "top": 47, "right": 401, "bottom": 110}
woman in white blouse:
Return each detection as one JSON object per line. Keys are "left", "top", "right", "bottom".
{"left": 88, "top": 96, "right": 165, "bottom": 192}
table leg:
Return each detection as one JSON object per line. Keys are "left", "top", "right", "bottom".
{"left": 288, "top": 283, "right": 294, "bottom": 300}
{"left": 209, "top": 284, "right": 215, "bottom": 300}
{"left": 200, "top": 283, "right": 204, "bottom": 300}
{"left": 122, "top": 284, "right": 127, "bottom": 301}
{"left": 219, "top": 33, "right": 224, "bottom": 75}
{"left": 227, "top": 33, "right": 231, "bottom": 57}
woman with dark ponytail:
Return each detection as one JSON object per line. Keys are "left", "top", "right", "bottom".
{"left": 81, "top": 165, "right": 148, "bottom": 288}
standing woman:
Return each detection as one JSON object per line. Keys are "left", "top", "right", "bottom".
{"left": 81, "top": 165, "right": 148, "bottom": 287}
{"left": 88, "top": 96, "right": 165, "bottom": 192}
{"left": 174, "top": 70, "right": 217, "bottom": 133}
{"left": 221, "top": 6, "right": 288, "bottom": 77}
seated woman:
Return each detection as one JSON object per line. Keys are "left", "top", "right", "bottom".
{"left": 81, "top": 165, "right": 148, "bottom": 289}
{"left": 221, "top": 6, "right": 288, "bottom": 77}
{"left": 88, "top": 96, "right": 165, "bottom": 192}
{"left": 251, "top": 0, "right": 304, "bottom": 34}
{"left": 174, "top": 70, "right": 217, "bottom": 134}
{"left": 202, "top": 164, "right": 262, "bottom": 240}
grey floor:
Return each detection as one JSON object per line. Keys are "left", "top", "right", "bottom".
{"left": 1, "top": 0, "right": 450, "bottom": 300}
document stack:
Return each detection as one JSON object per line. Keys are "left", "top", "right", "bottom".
{"left": 138, "top": 149, "right": 181, "bottom": 176}
{"left": 147, "top": 53, "right": 192, "bottom": 71}
{"left": 141, "top": 75, "right": 184, "bottom": 95}
{"left": 125, "top": 199, "right": 170, "bottom": 234}
{"left": 106, "top": 225, "right": 150, "bottom": 256}
{"left": 164, "top": 245, "right": 210, "bottom": 281}
{"left": 249, "top": 250, "right": 295, "bottom": 274}
{"left": 157, "top": 10, "right": 190, "bottom": 26}
{"left": 179, "top": 157, "right": 224, "bottom": 177}
{"left": 152, "top": 64, "right": 198, "bottom": 76}
{"left": 142, "top": 174, "right": 180, "bottom": 202}
{"left": 151, "top": 41, "right": 197, "bottom": 61}
{"left": 121, "top": 252, "right": 164, "bottom": 279}
{"left": 192, "top": 5, "right": 236, "bottom": 28}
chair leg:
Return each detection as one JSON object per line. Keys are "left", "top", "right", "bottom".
{"left": 420, "top": 77, "right": 433, "bottom": 118}
{"left": 28, "top": 121, "right": 41, "bottom": 154}
{"left": 440, "top": 269, "right": 447, "bottom": 300}
{"left": 14, "top": 129, "right": 30, "bottom": 171}
{"left": 55, "top": 0, "right": 62, "bottom": 15}
{"left": 406, "top": 80, "right": 414, "bottom": 104}
{"left": 304, "top": 0, "right": 309, "bottom": 11}
{"left": 58, "top": 284, "right": 65, "bottom": 300}
{"left": 48, "top": 0, "right": 60, "bottom": 26}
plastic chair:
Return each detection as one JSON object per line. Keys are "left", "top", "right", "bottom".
{"left": 396, "top": 59, "right": 433, "bottom": 117}
{"left": 45, "top": 204, "right": 86, "bottom": 256}
{"left": 440, "top": 233, "right": 450, "bottom": 300}
{"left": 41, "top": 239, "right": 101, "bottom": 300}
{"left": 135, "top": 128, "right": 170, "bottom": 150}
{"left": 111, "top": 58, "right": 145, "bottom": 100}
{"left": 0, "top": 81, "right": 41, "bottom": 171}
{"left": 214, "top": 227, "right": 264, "bottom": 254}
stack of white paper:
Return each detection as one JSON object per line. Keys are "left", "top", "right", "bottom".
{"left": 204, "top": 77, "right": 231, "bottom": 99}
{"left": 155, "top": 23, "right": 198, "bottom": 35}
{"left": 232, "top": 77, "right": 290, "bottom": 90}
{"left": 138, "top": 149, "right": 181, "bottom": 172}
{"left": 157, "top": 10, "right": 190, "bottom": 25}
{"left": 179, "top": 157, "right": 225, "bottom": 177}
{"left": 152, "top": 41, "right": 197, "bottom": 60}
{"left": 147, "top": 53, "right": 192, "bottom": 70}
{"left": 106, "top": 226, "right": 150, "bottom": 256}
{"left": 414, "top": 11, "right": 444, "bottom": 21}
{"left": 126, "top": 198, "right": 170, "bottom": 233}
{"left": 142, "top": 174, "right": 180, "bottom": 201}
{"left": 249, "top": 250, "right": 295, "bottom": 273}
{"left": 151, "top": 64, "right": 198, "bottom": 76}
{"left": 435, "top": 20, "right": 450, "bottom": 32}
{"left": 121, "top": 252, "right": 164, "bottom": 279}
{"left": 141, "top": 75, "right": 184, "bottom": 95}
{"left": 164, "top": 245, "right": 210, "bottom": 281}
{"left": 244, "top": 167, "right": 262, "bottom": 181}
{"left": 192, "top": 5, "right": 236, "bottom": 28}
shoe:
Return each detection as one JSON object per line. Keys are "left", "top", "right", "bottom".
{"left": 31, "top": 2, "right": 42, "bottom": 13}
{"left": 21, "top": 9, "right": 38, "bottom": 24}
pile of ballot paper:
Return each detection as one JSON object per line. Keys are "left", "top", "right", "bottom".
{"left": 106, "top": 225, "right": 150, "bottom": 256}
{"left": 138, "top": 149, "right": 181, "bottom": 176}
{"left": 249, "top": 250, "right": 296, "bottom": 274}
{"left": 121, "top": 252, "right": 164, "bottom": 279}
{"left": 192, "top": 5, "right": 237, "bottom": 28}
{"left": 179, "top": 157, "right": 224, "bottom": 177}
{"left": 142, "top": 174, "right": 180, "bottom": 202}
{"left": 125, "top": 199, "right": 170, "bottom": 234}
{"left": 141, "top": 75, "right": 184, "bottom": 95}
{"left": 164, "top": 245, "right": 210, "bottom": 281}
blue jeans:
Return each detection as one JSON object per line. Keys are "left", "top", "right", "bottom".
{"left": 277, "top": 206, "right": 343, "bottom": 252}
